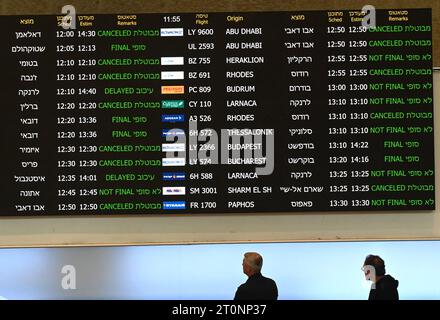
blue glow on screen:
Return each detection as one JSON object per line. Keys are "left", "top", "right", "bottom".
{"left": 0, "top": 240, "right": 439, "bottom": 299}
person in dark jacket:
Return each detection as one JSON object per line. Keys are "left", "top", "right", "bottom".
{"left": 234, "top": 252, "right": 278, "bottom": 300}
{"left": 362, "top": 254, "right": 399, "bottom": 300}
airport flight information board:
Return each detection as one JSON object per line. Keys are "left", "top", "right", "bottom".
{"left": 0, "top": 9, "right": 434, "bottom": 216}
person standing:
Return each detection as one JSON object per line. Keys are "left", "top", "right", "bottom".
{"left": 362, "top": 254, "right": 399, "bottom": 300}
{"left": 234, "top": 252, "right": 278, "bottom": 300}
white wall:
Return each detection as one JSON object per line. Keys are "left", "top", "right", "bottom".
{"left": 0, "top": 241, "right": 439, "bottom": 299}
{"left": 0, "top": 74, "right": 438, "bottom": 248}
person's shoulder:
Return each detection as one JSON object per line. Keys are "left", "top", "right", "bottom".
{"left": 261, "top": 275, "right": 278, "bottom": 286}
{"left": 260, "top": 275, "right": 278, "bottom": 299}
{"left": 375, "top": 275, "right": 399, "bottom": 300}
{"left": 379, "top": 275, "right": 399, "bottom": 289}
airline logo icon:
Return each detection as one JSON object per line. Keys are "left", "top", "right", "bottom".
{"left": 162, "top": 143, "right": 186, "bottom": 152}
{"left": 161, "top": 57, "right": 184, "bottom": 65}
{"left": 160, "top": 28, "right": 184, "bottom": 37}
{"left": 161, "top": 86, "right": 184, "bottom": 94}
{"left": 162, "top": 186, "right": 186, "bottom": 195}
{"left": 163, "top": 201, "right": 186, "bottom": 210}
{"left": 161, "top": 114, "right": 185, "bottom": 122}
{"left": 162, "top": 157, "right": 185, "bottom": 166}
{"left": 161, "top": 71, "right": 184, "bottom": 80}
{"left": 162, "top": 129, "right": 185, "bottom": 138}
{"left": 162, "top": 100, "right": 185, "bottom": 109}
{"left": 162, "top": 172, "right": 186, "bottom": 181}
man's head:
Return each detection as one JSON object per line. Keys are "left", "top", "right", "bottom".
{"left": 362, "top": 254, "right": 386, "bottom": 282}
{"left": 242, "top": 252, "right": 263, "bottom": 277}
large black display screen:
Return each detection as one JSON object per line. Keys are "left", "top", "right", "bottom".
{"left": 0, "top": 9, "right": 434, "bottom": 215}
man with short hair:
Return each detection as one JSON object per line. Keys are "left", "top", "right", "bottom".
{"left": 234, "top": 252, "right": 278, "bottom": 300}
{"left": 362, "top": 254, "right": 399, "bottom": 300}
